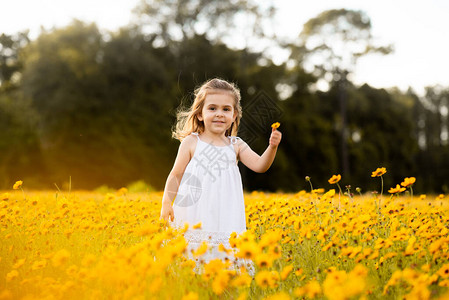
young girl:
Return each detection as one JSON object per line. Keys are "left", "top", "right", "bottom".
{"left": 160, "top": 78, "right": 282, "bottom": 274}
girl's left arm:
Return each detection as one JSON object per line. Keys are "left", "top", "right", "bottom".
{"left": 238, "top": 128, "right": 282, "bottom": 173}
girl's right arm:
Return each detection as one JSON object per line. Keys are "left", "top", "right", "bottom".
{"left": 160, "top": 135, "right": 196, "bottom": 222}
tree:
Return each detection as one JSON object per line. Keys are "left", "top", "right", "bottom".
{"left": 132, "top": 0, "right": 276, "bottom": 50}
{"left": 290, "top": 9, "right": 392, "bottom": 179}
{"left": 0, "top": 31, "right": 29, "bottom": 90}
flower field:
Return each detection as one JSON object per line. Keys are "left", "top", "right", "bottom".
{"left": 1, "top": 179, "right": 449, "bottom": 299}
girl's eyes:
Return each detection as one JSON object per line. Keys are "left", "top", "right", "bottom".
{"left": 208, "top": 107, "right": 231, "bottom": 111}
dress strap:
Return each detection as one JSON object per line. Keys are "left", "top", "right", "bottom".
{"left": 191, "top": 132, "right": 200, "bottom": 141}
{"left": 228, "top": 136, "right": 241, "bottom": 145}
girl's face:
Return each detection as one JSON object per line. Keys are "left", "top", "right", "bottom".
{"left": 198, "top": 91, "right": 236, "bottom": 135}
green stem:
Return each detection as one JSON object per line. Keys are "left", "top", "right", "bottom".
{"left": 380, "top": 175, "right": 384, "bottom": 200}
{"left": 20, "top": 187, "right": 26, "bottom": 201}
{"left": 379, "top": 176, "right": 384, "bottom": 214}
{"left": 306, "top": 177, "right": 314, "bottom": 192}
{"left": 336, "top": 183, "right": 343, "bottom": 210}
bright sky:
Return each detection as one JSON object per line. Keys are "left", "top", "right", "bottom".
{"left": 2, "top": 0, "right": 449, "bottom": 95}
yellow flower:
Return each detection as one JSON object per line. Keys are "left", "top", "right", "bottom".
{"left": 235, "top": 241, "right": 260, "bottom": 260}
{"left": 304, "top": 280, "right": 322, "bottom": 298}
{"left": 13, "top": 180, "right": 23, "bottom": 190}
{"left": 193, "top": 241, "right": 208, "bottom": 256}
{"left": 81, "top": 254, "right": 96, "bottom": 267}
{"left": 6, "top": 270, "right": 19, "bottom": 282}
{"left": 255, "top": 270, "right": 279, "bottom": 288}
{"left": 322, "top": 242, "right": 333, "bottom": 252}
{"left": 218, "top": 243, "right": 231, "bottom": 254}
{"left": 264, "top": 291, "right": 291, "bottom": 300}
{"left": 181, "top": 291, "right": 199, "bottom": 300}
{"left": 0, "top": 290, "right": 13, "bottom": 299}
{"left": 349, "top": 264, "right": 368, "bottom": 278}
{"left": 388, "top": 184, "right": 406, "bottom": 194}
{"left": 13, "top": 258, "right": 26, "bottom": 269}
{"left": 328, "top": 174, "right": 341, "bottom": 184}
{"left": 259, "top": 230, "right": 282, "bottom": 248}
{"left": 1, "top": 193, "right": 9, "bottom": 201}
{"left": 117, "top": 187, "right": 128, "bottom": 196}
{"left": 52, "top": 249, "right": 71, "bottom": 268}
{"left": 192, "top": 222, "right": 202, "bottom": 229}
{"left": 401, "top": 177, "right": 416, "bottom": 187}
{"left": 271, "top": 122, "right": 280, "bottom": 129}
{"left": 149, "top": 277, "right": 163, "bottom": 293}
{"left": 203, "top": 258, "right": 229, "bottom": 277}
{"left": 322, "top": 189, "right": 335, "bottom": 199}
{"left": 371, "top": 167, "right": 387, "bottom": 177}
{"left": 231, "top": 272, "right": 252, "bottom": 287}
{"left": 31, "top": 259, "right": 47, "bottom": 270}
{"left": 255, "top": 253, "right": 274, "bottom": 268}
{"left": 439, "top": 280, "right": 449, "bottom": 287}
{"left": 295, "top": 268, "right": 304, "bottom": 277}
{"left": 437, "top": 264, "right": 449, "bottom": 278}
{"left": 212, "top": 270, "right": 230, "bottom": 295}
{"left": 404, "top": 236, "right": 417, "bottom": 256}
{"left": 383, "top": 270, "right": 402, "bottom": 294}
{"left": 280, "top": 265, "right": 293, "bottom": 280}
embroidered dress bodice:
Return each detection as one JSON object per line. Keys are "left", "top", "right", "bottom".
{"left": 170, "top": 132, "right": 254, "bottom": 275}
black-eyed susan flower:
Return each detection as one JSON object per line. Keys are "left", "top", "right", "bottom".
{"left": 322, "top": 242, "right": 333, "bottom": 252}
{"left": 264, "top": 291, "right": 291, "bottom": 300}
{"left": 192, "top": 222, "right": 202, "bottom": 229}
{"left": 12, "top": 258, "right": 26, "bottom": 269}
{"left": 212, "top": 270, "right": 231, "bottom": 295}
{"left": 5, "top": 270, "right": 19, "bottom": 282}
{"left": 437, "top": 264, "right": 449, "bottom": 278}
{"left": 255, "top": 270, "right": 279, "bottom": 288}
{"left": 328, "top": 174, "right": 341, "bottom": 184}
{"left": 181, "top": 292, "right": 199, "bottom": 300}
{"left": 218, "top": 243, "right": 231, "bottom": 254}
{"left": 401, "top": 177, "right": 416, "bottom": 187}
{"left": 31, "top": 259, "right": 47, "bottom": 270}
{"left": 255, "top": 253, "right": 274, "bottom": 268}
{"left": 304, "top": 280, "right": 322, "bottom": 298}
{"left": 388, "top": 184, "right": 406, "bottom": 194}
{"left": 52, "top": 249, "right": 70, "bottom": 268}
{"left": 117, "top": 187, "right": 128, "bottom": 196}
{"left": 231, "top": 272, "right": 252, "bottom": 288}
{"left": 371, "top": 167, "right": 387, "bottom": 177}
{"left": 235, "top": 241, "right": 260, "bottom": 260}
{"left": 280, "top": 265, "right": 294, "bottom": 280}
{"left": 255, "top": 270, "right": 272, "bottom": 288}
{"left": 13, "top": 180, "right": 23, "bottom": 190}
{"left": 439, "top": 280, "right": 449, "bottom": 287}
{"left": 193, "top": 241, "right": 208, "bottom": 256}
{"left": 271, "top": 122, "right": 280, "bottom": 129}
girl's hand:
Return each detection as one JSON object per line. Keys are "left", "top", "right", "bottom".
{"left": 160, "top": 201, "right": 175, "bottom": 224}
{"left": 269, "top": 127, "right": 282, "bottom": 148}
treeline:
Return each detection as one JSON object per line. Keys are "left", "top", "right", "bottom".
{"left": 1, "top": 4, "right": 448, "bottom": 193}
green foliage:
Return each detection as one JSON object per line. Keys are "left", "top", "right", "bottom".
{"left": 127, "top": 180, "right": 154, "bottom": 193}
{"left": 94, "top": 184, "right": 115, "bottom": 194}
{"left": 0, "top": 8, "right": 448, "bottom": 192}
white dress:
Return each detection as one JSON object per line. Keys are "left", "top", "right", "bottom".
{"left": 170, "top": 132, "right": 255, "bottom": 275}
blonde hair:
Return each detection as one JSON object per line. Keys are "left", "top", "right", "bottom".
{"left": 172, "top": 78, "right": 242, "bottom": 141}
